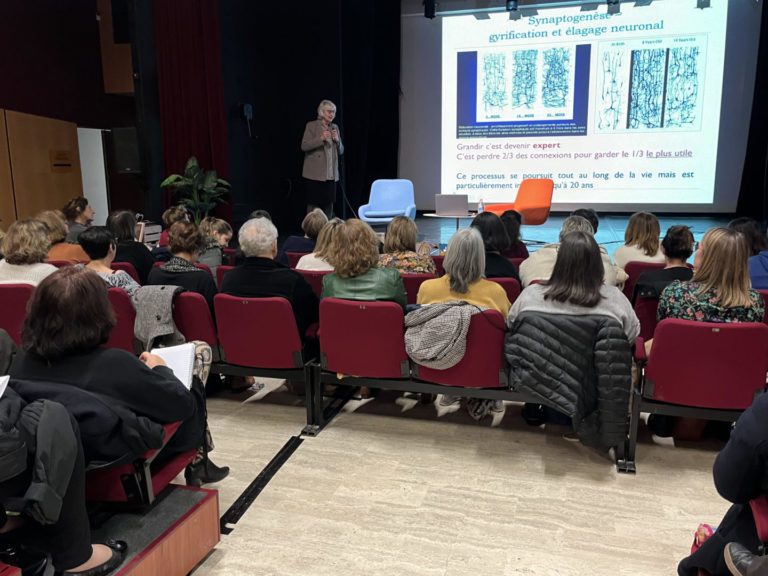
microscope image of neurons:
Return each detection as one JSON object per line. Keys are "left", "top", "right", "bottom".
{"left": 664, "top": 46, "right": 699, "bottom": 127}
{"left": 542, "top": 48, "right": 570, "bottom": 108}
{"left": 628, "top": 48, "right": 666, "bottom": 129}
{"left": 481, "top": 52, "right": 508, "bottom": 117}
{"left": 510, "top": 49, "right": 538, "bottom": 108}
{"left": 598, "top": 50, "right": 625, "bottom": 130}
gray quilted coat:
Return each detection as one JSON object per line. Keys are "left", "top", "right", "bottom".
{"left": 504, "top": 311, "right": 632, "bottom": 450}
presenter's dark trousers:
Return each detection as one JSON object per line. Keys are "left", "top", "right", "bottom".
{"left": 304, "top": 178, "right": 337, "bottom": 219}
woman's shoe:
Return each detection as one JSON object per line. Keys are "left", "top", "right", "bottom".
{"left": 185, "top": 458, "right": 230, "bottom": 487}
{"left": 63, "top": 540, "right": 126, "bottom": 576}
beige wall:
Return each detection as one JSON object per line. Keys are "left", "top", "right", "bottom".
{"left": 97, "top": 0, "right": 134, "bottom": 95}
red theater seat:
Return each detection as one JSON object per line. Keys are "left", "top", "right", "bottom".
{"left": 286, "top": 251, "right": 309, "bottom": 268}
{"left": 105, "top": 288, "right": 136, "bottom": 353}
{"left": 0, "top": 284, "right": 34, "bottom": 345}
{"left": 112, "top": 261, "right": 141, "bottom": 284}
{"left": 488, "top": 277, "right": 521, "bottom": 306}
{"left": 401, "top": 273, "right": 436, "bottom": 305}
{"left": 622, "top": 261, "right": 667, "bottom": 301}
{"left": 297, "top": 269, "right": 331, "bottom": 298}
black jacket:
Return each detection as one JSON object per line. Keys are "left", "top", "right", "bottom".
{"left": 147, "top": 266, "right": 218, "bottom": 315}
{"left": 504, "top": 312, "right": 632, "bottom": 450}
{"left": 115, "top": 241, "right": 156, "bottom": 285}
{"left": 485, "top": 251, "right": 520, "bottom": 282}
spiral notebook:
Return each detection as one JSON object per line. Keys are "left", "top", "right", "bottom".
{"left": 150, "top": 343, "right": 196, "bottom": 390}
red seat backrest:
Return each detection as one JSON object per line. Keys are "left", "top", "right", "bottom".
{"left": 634, "top": 296, "right": 660, "bottom": 341}
{"left": 319, "top": 298, "right": 408, "bottom": 378}
{"left": 214, "top": 295, "right": 303, "bottom": 368}
{"left": 105, "top": 288, "right": 136, "bottom": 352}
{"left": 195, "top": 262, "right": 212, "bottom": 276}
{"left": 623, "top": 261, "right": 666, "bottom": 300}
{"left": 217, "top": 265, "right": 234, "bottom": 288}
{"left": 432, "top": 255, "right": 445, "bottom": 277}
{"left": 646, "top": 319, "right": 768, "bottom": 409}
{"left": 488, "top": 277, "right": 521, "bottom": 306}
{"left": 401, "top": 273, "right": 436, "bottom": 305}
{"left": 0, "top": 284, "right": 34, "bottom": 345}
{"left": 509, "top": 257, "right": 525, "bottom": 268}
{"left": 286, "top": 251, "right": 309, "bottom": 269}
{"left": 173, "top": 291, "right": 218, "bottom": 346}
{"left": 112, "top": 261, "right": 141, "bottom": 284}
{"left": 297, "top": 269, "right": 331, "bottom": 298}
{"left": 222, "top": 247, "right": 237, "bottom": 266}
{"left": 413, "top": 310, "right": 507, "bottom": 388}
{"left": 759, "top": 290, "right": 768, "bottom": 325}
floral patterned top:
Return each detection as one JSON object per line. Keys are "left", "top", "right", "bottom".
{"left": 378, "top": 251, "right": 436, "bottom": 275}
{"left": 657, "top": 280, "right": 765, "bottom": 323}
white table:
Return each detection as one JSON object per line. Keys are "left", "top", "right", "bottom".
{"left": 423, "top": 212, "right": 477, "bottom": 231}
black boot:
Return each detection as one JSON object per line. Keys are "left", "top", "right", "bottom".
{"left": 185, "top": 457, "right": 230, "bottom": 487}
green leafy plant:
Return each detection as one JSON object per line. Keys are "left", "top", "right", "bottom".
{"left": 160, "top": 156, "right": 230, "bottom": 224}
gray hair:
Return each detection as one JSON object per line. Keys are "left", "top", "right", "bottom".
{"left": 317, "top": 99, "right": 337, "bottom": 118}
{"left": 444, "top": 228, "right": 486, "bottom": 294}
{"left": 239, "top": 217, "right": 278, "bottom": 257}
{"left": 559, "top": 215, "right": 594, "bottom": 242}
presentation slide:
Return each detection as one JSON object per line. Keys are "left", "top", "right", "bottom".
{"left": 441, "top": 2, "right": 728, "bottom": 207}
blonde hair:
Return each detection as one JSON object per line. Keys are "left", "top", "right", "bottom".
{"left": 317, "top": 99, "right": 337, "bottom": 118}
{"left": 162, "top": 205, "right": 188, "bottom": 228}
{"left": 2, "top": 219, "right": 51, "bottom": 265}
{"left": 302, "top": 209, "right": 328, "bottom": 241}
{"left": 693, "top": 227, "right": 754, "bottom": 308}
{"left": 199, "top": 217, "right": 232, "bottom": 240}
{"left": 36, "top": 210, "right": 68, "bottom": 244}
{"left": 326, "top": 219, "right": 379, "bottom": 278}
{"left": 314, "top": 218, "right": 343, "bottom": 260}
{"left": 384, "top": 216, "right": 417, "bottom": 253}
{"left": 624, "top": 212, "right": 660, "bottom": 257}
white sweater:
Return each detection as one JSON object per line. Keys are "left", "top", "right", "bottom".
{"left": 0, "top": 260, "right": 57, "bottom": 286}
{"left": 613, "top": 244, "right": 665, "bottom": 270}
{"left": 295, "top": 253, "right": 334, "bottom": 271}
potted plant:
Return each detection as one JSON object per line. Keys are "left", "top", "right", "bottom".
{"left": 160, "top": 156, "right": 230, "bottom": 224}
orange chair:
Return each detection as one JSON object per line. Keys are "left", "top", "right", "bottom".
{"left": 485, "top": 178, "right": 554, "bottom": 225}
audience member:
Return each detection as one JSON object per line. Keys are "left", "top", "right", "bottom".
{"left": 158, "top": 205, "right": 189, "bottom": 248}
{"left": 470, "top": 212, "right": 520, "bottom": 281}
{"left": 378, "top": 216, "right": 436, "bottom": 274}
{"left": 519, "top": 216, "right": 626, "bottom": 287}
{"left": 37, "top": 210, "right": 90, "bottom": 263}
{"left": 499, "top": 210, "right": 529, "bottom": 259}
{"left": 634, "top": 225, "right": 694, "bottom": 300}
{"left": 61, "top": 197, "right": 94, "bottom": 243}
{"left": 614, "top": 212, "right": 665, "bottom": 269}
{"left": 107, "top": 210, "right": 156, "bottom": 284}
{"left": 322, "top": 219, "right": 406, "bottom": 309}
{"left": 296, "top": 218, "right": 342, "bottom": 271}
{"left": 0, "top": 220, "right": 57, "bottom": 286}
{"left": 147, "top": 221, "right": 218, "bottom": 314}
{"left": 417, "top": 227, "right": 511, "bottom": 315}
{"left": 220, "top": 217, "right": 319, "bottom": 339}
{"left": 509, "top": 231, "right": 639, "bottom": 340}
{"left": 277, "top": 208, "right": 328, "bottom": 266}
{"left": 198, "top": 217, "right": 233, "bottom": 278}
{"left": 79, "top": 226, "right": 141, "bottom": 301}
{"left": 249, "top": 209, "right": 272, "bottom": 220}
{"left": 571, "top": 208, "right": 599, "bottom": 234}
{"left": 729, "top": 217, "right": 768, "bottom": 257}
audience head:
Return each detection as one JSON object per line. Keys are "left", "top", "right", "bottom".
{"left": 314, "top": 218, "right": 343, "bottom": 260}
{"left": 470, "top": 212, "right": 510, "bottom": 253}
{"left": 36, "top": 210, "right": 68, "bottom": 245}
{"left": 239, "top": 217, "right": 279, "bottom": 259}
{"left": 693, "top": 227, "right": 753, "bottom": 308}
{"left": 248, "top": 209, "right": 272, "bottom": 221}
{"left": 661, "top": 225, "right": 694, "bottom": 263}
{"left": 162, "top": 205, "right": 189, "bottom": 228}
{"left": 1, "top": 219, "right": 50, "bottom": 265}
{"left": 302, "top": 209, "right": 328, "bottom": 241}
{"left": 62, "top": 197, "right": 94, "bottom": 225}
{"left": 199, "top": 217, "right": 233, "bottom": 247}
{"left": 22, "top": 266, "right": 115, "bottom": 362}
{"left": 544, "top": 231, "right": 604, "bottom": 307}
{"left": 728, "top": 217, "right": 768, "bottom": 257}
{"left": 78, "top": 226, "right": 116, "bottom": 262}
{"left": 624, "top": 212, "right": 661, "bottom": 256}
{"left": 559, "top": 215, "right": 593, "bottom": 242}
{"left": 384, "top": 216, "right": 418, "bottom": 253}
{"left": 571, "top": 208, "right": 599, "bottom": 233}
{"left": 500, "top": 210, "right": 523, "bottom": 244}
{"left": 106, "top": 210, "right": 137, "bottom": 242}
{"left": 327, "top": 219, "right": 379, "bottom": 278}
{"left": 444, "top": 228, "right": 485, "bottom": 294}
{"left": 168, "top": 221, "right": 205, "bottom": 258}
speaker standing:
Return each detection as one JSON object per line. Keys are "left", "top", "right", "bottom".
{"left": 301, "top": 100, "right": 343, "bottom": 218}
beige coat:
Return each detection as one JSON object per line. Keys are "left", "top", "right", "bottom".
{"left": 301, "top": 120, "right": 344, "bottom": 182}
{"left": 519, "top": 243, "right": 628, "bottom": 288}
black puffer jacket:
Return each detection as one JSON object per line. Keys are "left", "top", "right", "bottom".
{"left": 504, "top": 312, "right": 632, "bottom": 450}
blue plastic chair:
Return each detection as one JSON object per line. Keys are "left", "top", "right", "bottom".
{"left": 359, "top": 179, "right": 417, "bottom": 224}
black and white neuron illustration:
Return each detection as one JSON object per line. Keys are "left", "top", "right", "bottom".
{"left": 542, "top": 48, "right": 570, "bottom": 108}
{"left": 480, "top": 52, "right": 508, "bottom": 118}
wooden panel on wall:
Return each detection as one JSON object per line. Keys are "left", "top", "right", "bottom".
{"left": 0, "top": 111, "right": 17, "bottom": 227}
{"left": 97, "top": 0, "right": 134, "bottom": 95}
{"left": 5, "top": 110, "right": 83, "bottom": 219}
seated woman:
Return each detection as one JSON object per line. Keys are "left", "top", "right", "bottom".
{"left": 107, "top": 210, "right": 156, "bottom": 284}
{"left": 296, "top": 218, "right": 342, "bottom": 271}
{"left": 10, "top": 266, "right": 228, "bottom": 485}
{"left": 634, "top": 225, "right": 694, "bottom": 300}
{"left": 61, "top": 197, "right": 94, "bottom": 243}
{"left": 729, "top": 216, "right": 768, "bottom": 258}
{"left": 198, "top": 217, "right": 233, "bottom": 279}
{"left": 79, "top": 226, "right": 141, "bottom": 302}
{"left": 147, "top": 221, "right": 218, "bottom": 314}
{"left": 499, "top": 210, "right": 529, "bottom": 259}
{"left": 37, "top": 210, "right": 90, "bottom": 264}
{"left": 378, "top": 216, "right": 435, "bottom": 274}
{"left": 0, "top": 220, "right": 57, "bottom": 286}
{"left": 470, "top": 212, "right": 520, "bottom": 281}
{"left": 277, "top": 208, "right": 328, "bottom": 266}
{"left": 322, "top": 219, "right": 406, "bottom": 309}
{"left": 614, "top": 211, "right": 665, "bottom": 269}
{"left": 157, "top": 205, "right": 188, "bottom": 248}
